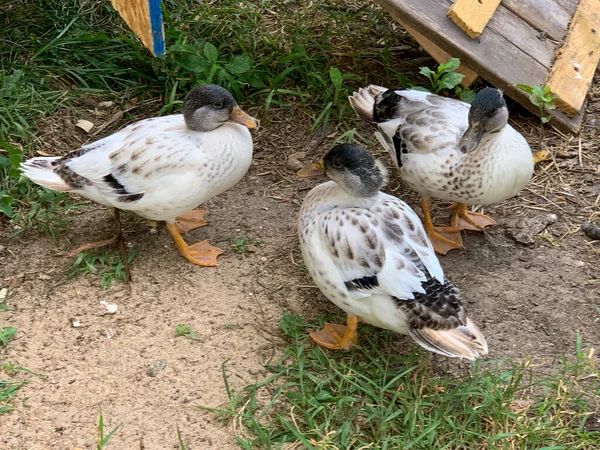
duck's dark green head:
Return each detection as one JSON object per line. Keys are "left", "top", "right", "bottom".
{"left": 459, "top": 87, "right": 508, "bottom": 152}
{"left": 183, "top": 84, "right": 258, "bottom": 132}
{"left": 298, "top": 144, "right": 387, "bottom": 198}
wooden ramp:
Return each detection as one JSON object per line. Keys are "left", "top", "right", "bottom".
{"left": 378, "top": 0, "right": 600, "bottom": 133}
{"left": 110, "top": 0, "right": 165, "bottom": 56}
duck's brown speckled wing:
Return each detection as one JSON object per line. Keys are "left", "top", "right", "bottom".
{"left": 375, "top": 90, "right": 469, "bottom": 167}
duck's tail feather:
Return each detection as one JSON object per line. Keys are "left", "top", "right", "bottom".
{"left": 409, "top": 318, "right": 488, "bottom": 360}
{"left": 21, "top": 157, "right": 72, "bottom": 192}
{"left": 348, "top": 85, "right": 387, "bottom": 122}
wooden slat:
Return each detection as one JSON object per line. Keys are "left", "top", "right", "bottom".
{"left": 378, "top": 0, "right": 548, "bottom": 87}
{"left": 400, "top": 21, "right": 479, "bottom": 87}
{"left": 546, "top": 0, "right": 600, "bottom": 116}
{"left": 501, "top": 0, "right": 573, "bottom": 42}
{"left": 377, "top": 0, "right": 585, "bottom": 133}
{"left": 447, "top": 0, "right": 501, "bottom": 39}
{"left": 111, "top": 0, "right": 165, "bottom": 55}
{"left": 486, "top": 4, "right": 557, "bottom": 68}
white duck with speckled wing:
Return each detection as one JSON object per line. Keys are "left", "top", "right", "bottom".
{"left": 297, "top": 144, "right": 488, "bottom": 360}
{"left": 21, "top": 84, "right": 258, "bottom": 266}
{"left": 349, "top": 86, "right": 539, "bottom": 254}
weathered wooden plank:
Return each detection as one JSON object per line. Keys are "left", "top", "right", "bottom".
{"left": 111, "top": 0, "right": 165, "bottom": 55}
{"left": 447, "top": 0, "right": 501, "bottom": 39}
{"left": 546, "top": 0, "right": 600, "bottom": 116}
{"left": 400, "top": 20, "right": 479, "bottom": 87}
{"left": 378, "top": 0, "right": 548, "bottom": 87}
{"left": 554, "top": 0, "right": 581, "bottom": 14}
{"left": 377, "top": 0, "right": 585, "bottom": 132}
{"left": 501, "top": 0, "right": 572, "bottom": 42}
{"left": 484, "top": 3, "right": 557, "bottom": 68}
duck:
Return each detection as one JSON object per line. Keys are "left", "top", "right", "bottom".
{"left": 349, "top": 85, "right": 545, "bottom": 254}
{"left": 21, "top": 84, "right": 258, "bottom": 266}
{"left": 297, "top": 143, "right": 488, "bottom": 360}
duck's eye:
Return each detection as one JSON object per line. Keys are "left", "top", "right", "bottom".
{"left": 331, "top": 160, "right": 343, "bottom": 169}
{"left": 214, "top": 101, "right": 224, "bottom": 109}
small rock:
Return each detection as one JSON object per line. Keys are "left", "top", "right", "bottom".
{"left": 0, "top": 287, "right": 7, "bottom": 301}
{"left": 246, "top": 244, "right": 258, "bottom": 253}
{"left": 147, "top": 360, "right": 167, "bottom": 377}
{"left": 100, "top": 300, "right": 118, "bottom": 314}
{"left": 581, "top": 222, "right": 600, "bottom": 240}
{"left": 97, "top": 101, "right": 114, "bottom": 108}
{"left": 286, "top": 152, "right": 307, "bottom": 171}
{"left": 509, "top": 213, "right": 557, "bottom": 245}
{"left": 75, "top": 119, "right": 94, "bottom": 133}
{"left": 71, "top": 320, "right": 82, "bottom": 328}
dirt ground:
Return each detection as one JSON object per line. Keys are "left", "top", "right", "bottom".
{"left": 1, "top": 63, "right": 600, "bottom": 450}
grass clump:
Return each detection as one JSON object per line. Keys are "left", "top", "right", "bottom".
{"left": 202, "top": 313, "right": 600, "bottom": 449}
{"left": 96, "top": 408, "right": 121, "bottom": 449}
{"left": 230, "top": 235, "right": 263, "bottom": 255}
{"left": 68, "top": 248, "right": 136, "bottom": 288}
{"left": 174, "top": 324, "right": 202, "bottom": 341}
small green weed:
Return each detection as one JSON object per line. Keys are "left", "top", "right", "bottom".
{"left": 175, "top": 324, "right": 201, "bottom": 341}
{"left": 416, "top": 58, "right": 476, "bottom": 103}
{"left": 176, "top": 425, "right": 187, "bottom": 450}
{"left": 0, "top": 380, "right": 28, "bottom": 415}
{"left": 0, "top": 327, "right": 17, "bottom": 346}
{"left": 516, "top": 84, "right": 559, "bottom": 124}
{"left": 2, "top": 364, "right": 47, "bottom": 380}
{"left": 230, "top": 235, "right": 262, "bottom": 255}
{"left": 68, "top": 248, "right": 136, "bottom": 288}
{"left": 97, "top": 408, "right": 121, "bottom": 450}
{"left": 201, "top": 313, "right": 600, "bottom": 449}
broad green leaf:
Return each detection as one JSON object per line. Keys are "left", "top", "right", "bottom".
{"left": 329, "top": 67, "right": 343, "bottom": 90}
{"left": 529, "top": 94, "right": 544, "bottom": 109}
{"left": 0, "top": 327, "right": 18, "bottom": 346}
{"left": 203, "top": 42, "right": 219, "bottom": 64}
{"left": 419, "top": 66, "right": 434, "bottom": 80}
{"left": 516, "top": 84, "right": 534, "bottom": 94}
{"left": 411, "top": 86, "right": 430, "bottom": 92}
{"left": 541, "top": 115, "right": 551, "bottom": 123}
{"left": 438, "top": 57, "right": 460, "bottom": 73}
{"left": 440, "top": 72, "right": 464, "bottom": 89}
{"left": 532, "top": 84, "right": 545, "bottom": 100}
{"left": 0, "top": 194, "right": 14, "bottom": 218}
{"left": 226, "top": 55, "right": 253, "bottom": 75}
{"left": 174, "top": 54, "right": 207, "bottom": 73}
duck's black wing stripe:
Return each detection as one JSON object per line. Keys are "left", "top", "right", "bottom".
{"left": 392, "top": 131, "right": 407, "bottom": 168}
{"left": 345, "top": 275, "right": 379, "bottom": 291}
{"left": 103, "top": 174, "right": 144, "bottom": 202}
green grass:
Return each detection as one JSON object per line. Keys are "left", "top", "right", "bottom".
{"left": 0, "top": 380, "right": 28, "bottom": 415}
{"left": 174, "top": 323, "right": 202, "bottom": 341}
{"left": 0, "top": 327, "right": 18, "bottom": 346}
{"left": 200, "top": 313, "right": 600, "bottom": 449}
{"left": 97, "top": 408, "right": 121, "bottom": 449}
{"left": 68, "top": 248, "right": 136, "bottom": 288}
{"left": 230, "top": 235, "right": 263, "bottom": 255}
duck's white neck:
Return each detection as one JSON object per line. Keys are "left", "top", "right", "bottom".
{"left": 301, "top": 181, "right": 377, "bottom": 216}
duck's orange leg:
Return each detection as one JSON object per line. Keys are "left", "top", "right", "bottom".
{"left": 310, "top": 315, "right": 359, "bottom": 351}
{"left": 175, "top": 209, "right": 208, "bottom": 233}
{"left": 166, "top": 223, "right": 223, "bottom": 266}
{"left": 449, "top": 203, "right": 495, "bottom": 232}
{"left": 420, "top": 199, "right": 463, "bottom": 255}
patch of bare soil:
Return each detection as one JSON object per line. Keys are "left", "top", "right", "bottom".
{"left": 2, "top": 70, "right": 599, "bottom": 450}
